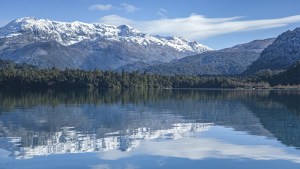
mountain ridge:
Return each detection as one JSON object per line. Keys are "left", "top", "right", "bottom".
{"left": 0, "top": 17, "right": 212, "bottom": 52}
{"left": 141, "top": 38, "right": 275, "bottom": 75}
{"left": 0, "top": 17, "right": 212, "bottom": 70}
{"left": 2, "top": 17, "right": 300, "bottom": 76}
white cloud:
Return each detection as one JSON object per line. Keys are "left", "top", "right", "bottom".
{"left": 90, "top": 164, "right": 111, "bottom": 169}
{"left": 0, "top": 149, "right": 10, "bottom": 159}
{"left": 99, "top": 15, "right": 135, "bottom": 26}
{"left": 89, "top": 4, "right": 113, "bottom": 11}
{"left": 89, "top": 3, "right": 140, "bottom": 13}
{"left": 90, "top": 164, "right": 138, "bottom": 169}
{"left": 99, "top": 14, "right": 300, "bottom": 40}
{"left": 157, "top": 8, "right": 168, "bottom": 18}
{"left": 120, "top": 3, "right": 140, "bottom": 13}
{"left": 98, "top": 137, "right": 300, "bottom": 164}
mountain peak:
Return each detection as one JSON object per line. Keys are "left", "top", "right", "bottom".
{"left": 14, "top": 17, "right": 38, "bottom": 23}
{"left": 0, "top": 17, "right": 212, "bottom": 52}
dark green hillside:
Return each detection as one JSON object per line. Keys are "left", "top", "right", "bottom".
{"left": 268, "top": 61, "right": 300, "bottom": 86}
{"left": 245, "top": 28, "right": 300, "bottom": 74}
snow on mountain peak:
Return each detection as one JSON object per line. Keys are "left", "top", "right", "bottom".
{"left": 0, "top": 17, "right": 212, "bottom": 52}
{"left": 15, "top": 17, "right": 38, "bottom": 23}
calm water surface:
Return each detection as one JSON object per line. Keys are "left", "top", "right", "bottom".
{"left": 0, "top": 89, "right": 300, "bottom": 169}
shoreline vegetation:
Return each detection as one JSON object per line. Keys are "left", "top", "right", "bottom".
{"left": 0, "top": 59, "right": 299, "bottom": 90}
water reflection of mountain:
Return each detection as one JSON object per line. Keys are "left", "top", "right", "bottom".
{"left": 0, "top": 123, "right": 212, "bottom": 159}
{"left": 242, "top": 91, "right": 300, "bottom": 148}
{"left": 0, "top": 89, "right": 300, "bottom": 159}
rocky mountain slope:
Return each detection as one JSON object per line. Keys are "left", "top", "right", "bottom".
{"left": 0, "top": 17, "right": 211, "bottom": 70}
{"left": 142, "top": 38, "right": 275, "bottom": 75}
{"left": 245, "top": 28, "right": 300, "bottom": 74}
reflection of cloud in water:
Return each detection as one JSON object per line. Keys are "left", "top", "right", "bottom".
{"left": 98, "top": 130, "right": 300, "bottom": 164}
{"left": 0, "top": 149, "right": 10, "bottom": 159}
{"left": 90, "top": 164, "right": 138, "bottom": 169}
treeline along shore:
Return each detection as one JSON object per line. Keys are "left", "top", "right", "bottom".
{"left": 0, "top": 59, "right": 299, "bottom": 90}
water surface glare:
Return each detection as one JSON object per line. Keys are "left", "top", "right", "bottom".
{"left": 0, "top": 89, "right": 300, "bottom": 169}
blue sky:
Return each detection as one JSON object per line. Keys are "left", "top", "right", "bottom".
{"left": 1, "top": 0, "right": 300, "bottom": 49}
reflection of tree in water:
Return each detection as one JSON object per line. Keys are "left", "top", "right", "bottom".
{"left": 0, "top": 89, "right": 272, "bottom": 112}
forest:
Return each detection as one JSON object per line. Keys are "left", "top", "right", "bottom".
{"left": 0, "top": 59, "right": 299, "bottom": 89}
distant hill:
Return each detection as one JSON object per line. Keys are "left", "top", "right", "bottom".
{"left": 141, "top": 38, "right": 275, "bottom": 75}
{"left": 0, "top": 59, "right": 36, "bottom": 69}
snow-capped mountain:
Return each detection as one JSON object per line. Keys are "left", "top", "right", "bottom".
{"left": 0, "top": 17, "right": 212, "bottom": 70}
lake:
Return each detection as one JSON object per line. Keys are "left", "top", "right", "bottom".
{"left": 0, "top": 89, "right": 300, "bottom": 169}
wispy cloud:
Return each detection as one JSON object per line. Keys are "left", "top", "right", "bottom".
{"left": 0, "top": 149, "right": 11, "bottom": 159}
{"left": 90, "top": 164, "right": 111, "bottom": 169}
{"left": 99, "top": 15, "right": 134, "bottom": 26}
{"left": 157, "top": 8, "right": 168, "bottom": 18}
{"left": 89, "top": 3, "right": 140, "bottom": 13}
{"left": 120, "top": 3, "right": 140, "bottom": 13}
{"left": 99, "top": 14, "right": 300, "bottom": 40}
{"left": 98, "top": 137, "right": 300, "bottom": 163}
{"left": 89, "top": 4, "right": 113, "bottom": 11}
